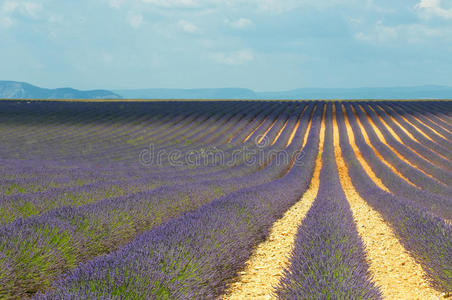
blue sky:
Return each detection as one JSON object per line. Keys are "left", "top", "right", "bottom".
{"left": 1, "top": 0, "right": 451, "bottom": 91}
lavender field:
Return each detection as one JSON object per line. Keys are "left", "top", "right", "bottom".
{"left": 0, "top": 100, "right": 451, "bottom": 299}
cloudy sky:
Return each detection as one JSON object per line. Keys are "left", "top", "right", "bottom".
{"left": 1, "top": 0, "right": 451, "bottom": 91}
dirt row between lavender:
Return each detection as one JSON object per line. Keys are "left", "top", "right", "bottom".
{"left": 221, "top": 104, "right": 443, "bottom": 299}
{"left": 334, "top": 104, "right": 443, "bottom": 299}
{"left": 222, "top": 106, "right": 324, "bottom": 299}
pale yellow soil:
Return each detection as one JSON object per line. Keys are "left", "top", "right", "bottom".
{"left": 379, "top": 105, "right": 449, "bottom": 161}
{"left": 282, "top": 106, "right": 317, "bottom": 175}
{"left": 242, "top": 116, "right": 269, "bottom": 143}
{"left": 385, "top": 105, "right": 439, "bottom": 144}
{"left": 359, "top": 105, "right": 446, "bottom": 187}
{"left": 378, "top": 105, "right": 422, "bottom": 143}
{"left": 258, "top": 117, "right": 280, "bottom": 144}
{"left": 435, "top": 115, "right": 452, "bottom": 126}
{"left": 333, "top": 104, "right": 443, "bottom": 300}
{"left": 260, "top": 106, "right": 313, "bottom": 171}
{"left": 222, "top": 105, "right": 325, "bottom": 300}
{"left": 285, "top": 113, "right": 302, "bottom": 147}
{"left": 271, "top": 118, "right": 289, "bottom": 145}
{"left": 278, "top": 105, "right": 308, "bottom": 147}
{"left": 301, "top": 106, "right": 316, "bottom": 149}
{"left": 366, "top": 105, "right": 444, "bottom": 169}
{"left": 341, "top": 105, "right": 390, "bottom": 193}
{"left": 406, "top": 110, "right": 448, "bottom": 140}
{"left": 350, "top": 105, "right": 418, "bottom": 188}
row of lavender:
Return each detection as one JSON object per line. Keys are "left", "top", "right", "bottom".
{"left": 0, "top": 101, "right": 312, "bottom": 297}
{"left": 37, "top": 101, "right": 451, "bottom": 298}
{"left": 276, "top": 103, "right": 381, "bottom": 298}
{"left": 276, "top": 102, "right": 451, "bottom": 297}
{"left": 0, "top": 102, "right": 308, "bottom": 224}
{"left": 0, "top": 100, "right": 450, "bottom": 298}
{"left": 35, "top": 104, "right": 324, "bottom": 299}
{"left": 335, "top": 102, "right": 452, "bottom": 292}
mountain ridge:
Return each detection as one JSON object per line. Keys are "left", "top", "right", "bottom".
{"left": 1, "top": 81, "right": 451, "bottom": 100}
{"left": 0, "top": 81, "right": 121, "bottom": 99}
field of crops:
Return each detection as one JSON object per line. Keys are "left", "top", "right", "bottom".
{"left": 0, "top": 99, "right": 450, "bottom": 299}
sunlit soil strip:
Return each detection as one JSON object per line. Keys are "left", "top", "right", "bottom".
{"left": 271, "top": 104, "right": 306, "bottom": 146}
{"left": 300, "top": 106, "right": 315, "bottom": 149}
{"left": 342, "top": 104, "right": 390, "bottom": 193}
{"left": 434, "top": 114, "right": 452, "bottom": 126}
{"left": 223, "top": 105, "right": 325, "bottom": 300}
{"left": 351, "top": 105, "right": 418, "bottom": 188}
{"left": 226, "top": 112, "right": 263, "bottom": 143}
{"left": 333, "top": 105, "right": 443, "bottom": 300}
{"left": 378, "top": 105, "right": 449, "bottom": 161}
{"left": 270, "top": 118, "right": 289, "bottom": 145}
{"left": 242, "top": 116, "right": 270, "bottom": 143}
{"left": 285, "top": 108, "right": 304, "bottom": 148}
{"left": 360, "top": 105, "right": 445, "bottom": 186}
{"left": 280, "top": 104, "right": 309, "bottom": 147}
{"left": 258, "top": 106, "right": 310, "bottom": 171}
{"left": 404, "top": 109, "right": 448, "bottom": 140}
{"left": 257, "top": 117, "right": 280, "bottom": 144}
{"left": 280, "top": 106, "right": 318, "bottom": 176}
{"left": 367, "top": 105, "right": 432, "bottom": 162}
{"left": 385, "top": 105, "right": 438, "bottom": 144}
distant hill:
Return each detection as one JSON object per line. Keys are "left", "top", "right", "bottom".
{"left": 114, "top": 88, "right": 257, "bottom": 100}
{"left": 1, "top": 81, "right": 451, "bottom": 100}
{"left": 115, "top": 85, "right": 452, "bottom": 100}
{"left": 0, "top": 81, "right": 121, "bottom": 99}
{"left": 258, "top": 86, "right": 452, "bottom": 100}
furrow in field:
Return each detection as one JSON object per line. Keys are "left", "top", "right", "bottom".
{"left": 393, "top": 103, "right": 452, "bottom": 143}
{"left": 333, "top": 103, "right": 443, "bottom": 300}
{"left": 336, "top": 102, "right": 452, "bottom": 295}
{"left": 275, "top": 103, "right": 380, "bottom": 299}
{"left": 367, "top": 105, "right": 447, "bottom": 171}
{"left": 386, "top": 104, "right": 452, "bottom": 158}
{"left": 270, "top": 114, "right": 290, "bottom": 145}
{"left": 389, "top": 106, "right": 437, "bottom": 143}
{"left": 243, "top": 116, "right": 269, "bottom": 143}
{"left": 340, "top": 104, "right": 390, "bottom": 193}
{"left": 35, "top": 103, "right": 324, "bottom": 299}
{"left": 0, "top": 103, "right": 315, "bottom": 297}
{"left": 372, "top": 104, "right": 452, "bottom": 171}
{"left": 223, "top": 104, "right": 324, "bottom": 299}
{"left": 400, "top": 106, "right": 449, "bottom": 140}
{"left": 344, "top": 104, "right": 452, "bottom": 220}
{"left": 285, "top": 108, "right": 303, "bottom": 147}
{"left": 355, "top": 104, "right": 451, "bottom": 198}
{"left": 0, "top": 106, "right": 294, "bottom": 224}
{"left": 416, "top": 111, "right": 452, "bottom": 138}
{"left": 377, "top": 104, "right": 450, "bottom": 162}
{"left": 423, "top": 106, "right": 452, "bottom": 131}
{"left": 359, "top": 104, "right": 443, "bottom": 184}
{"left": 350, "top": 105, "right": 417, "bottom": 188}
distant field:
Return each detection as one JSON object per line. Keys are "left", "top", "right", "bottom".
{"left": 0, "top": 100, "right": 450, "bottom": 299}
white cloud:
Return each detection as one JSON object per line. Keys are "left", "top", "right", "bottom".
{"left": 109, "top": 0, "right": 125, "bottom": 9}
{"left": 102, "top": 52, "right": 115, "bottom": 65}
{"left": 415, "top": 0, "right": 452, "bottom": 19}
{"left": 0, "top": 16, "right": 14, "bottom": 28}
{"left": 355, "top": 20, "right": 398, "bottom": 43}
{"left": 178, "top": 19, "right": 198, "bottom": 33}
{"left": 142, "top": 0, "right": 199, "bottom": 8}
{"left": 0, "top": 0, "right": 43, "bottom": 28}
{"left": 226, "top": 18, "right": 253, "bottom": 29}
{"left": 127, "top": 12, "right": 144, "bottom": 28}
{"left": 22, "top": 1, "right": 42, "bottom": 17}
{"left": 356, "top": 21, "right": 452, "bottom": 44}
{"left": 210, "top": 49, "right": 254, "bottom": 65}
{"left": 2, "top": 1, "right": 19, "bottom": 13}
